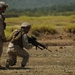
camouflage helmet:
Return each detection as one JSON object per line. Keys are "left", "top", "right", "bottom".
{"left": 21, "top": 22, "right": 31, "bottom": 28}
{"left": 0, "top": 1, "right": 9, "bottom": 8}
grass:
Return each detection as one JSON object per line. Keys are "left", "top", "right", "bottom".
{"left": 31, "top": 24, "right": 57, "bottom": 36}
{"left": 6, "top": 15, "right": 75, "bottom": 26}
{"left": 5, "top": 15, "right": 75, "bottom": 38}
{"left": 64, "top": 24, "right": 75, "bottom": 33}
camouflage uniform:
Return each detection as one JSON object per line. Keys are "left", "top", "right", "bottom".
{"left": 0, "top": 1, "right": 8, "bottom": 66}
{"left": 6, "top": 22, "right": 33, "bottom": 68}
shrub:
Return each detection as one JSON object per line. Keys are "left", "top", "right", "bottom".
{"left": 64, "top": 24, "right": 75, "bottom": 34}
{"left": 31, "top": 24, "right": 57, "bottom": 36}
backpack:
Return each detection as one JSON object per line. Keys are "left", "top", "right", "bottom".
{"left": 10, "top": 29, "right": 23, "bottom": 48}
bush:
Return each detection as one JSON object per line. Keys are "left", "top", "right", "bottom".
{"left": 31, "top": 24, "right": 57, "bottom": 36}
{"left": 64, "top": 24, "right": 75, "bottom": 34}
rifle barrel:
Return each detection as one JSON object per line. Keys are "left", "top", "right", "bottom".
{"left": 37, "top": 42, "right": 52, "bottom": 52}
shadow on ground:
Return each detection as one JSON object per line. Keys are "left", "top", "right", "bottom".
{"left": 0, "top": 66, "right": 32, "bottom": 70}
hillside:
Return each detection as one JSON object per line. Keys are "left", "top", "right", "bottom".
{"left": 2, "top": 0, "right": 75, "bottom": 10}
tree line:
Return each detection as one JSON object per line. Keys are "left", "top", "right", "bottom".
{"left": 6, "top": 3, "right": 75, "bottom": 16}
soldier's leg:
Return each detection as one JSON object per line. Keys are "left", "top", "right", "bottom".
{"left": 7, "top": 45, "right": 29, "bottom": 67}
{"left": 21, "top": 54, "right": 29, "bottom": 67}
{"left": 16, "top": 47, "right": 29, "bottom": 67}
{"left": 0, "top": 46, "right": 3, "bottom": 63}
{"left": 0, "top": 38, "right": 3, "bottom": 67}
{"left": 6, "top": 54, "right": 17, "bottom": 68}
{"left": 6, "top": 48, "right": 17, "bottom": 68}
{"left": 0, "top": 46, "right": 3, "bottom": 68}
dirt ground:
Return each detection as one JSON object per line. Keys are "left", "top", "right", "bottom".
{"left": 0, "top": 29, "right": 75, "bottom": 75}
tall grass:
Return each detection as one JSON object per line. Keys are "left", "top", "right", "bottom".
{"left": 64, "top": 24, "right": 75, "bottom": 33}
{"left": 31, "top": 24, "right": 57, "bottom": 36}
{"left": 5, "top": 15, "right": 75, "bottom": 38}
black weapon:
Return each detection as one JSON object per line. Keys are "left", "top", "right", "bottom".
{"left": 28, "top": 36, "right": 52, "bottom": 52}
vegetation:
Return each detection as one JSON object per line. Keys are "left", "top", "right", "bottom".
{"left": 64, "top": 24, "right": 75, "bottom": 34}
{"left": 31, "top": 24, "right": 57, "bottom": 36}
{"left": 5, "top": 0, "right": 75, "bottom": 37}
{"left": 6, "top": 3, "right": 75, "bottom": 17}
{"left": 5, "top": 0, "right": 75, "bottom": 9}
{"left": 5, "top": 16, "right": 57, "bottom": 38}
{"left": 5, "top": 15, "right": 75, "bottom": 38}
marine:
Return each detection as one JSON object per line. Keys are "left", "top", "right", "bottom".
{"left": 0, "top": 1, "right": 9, "bottom": 68}
{"left": 6, "top": 22, "right": 33, "bottom": 68}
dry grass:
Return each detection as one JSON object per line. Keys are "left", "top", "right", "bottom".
{"left": 5, "top": 15, "right": 75, "bottom": 38}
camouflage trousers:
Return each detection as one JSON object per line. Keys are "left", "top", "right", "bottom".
{"left": 6, "top": 45, "right": 29, "bottom": 67}
{"left": 0, "top": 37, "right": 3, "bottom": 65}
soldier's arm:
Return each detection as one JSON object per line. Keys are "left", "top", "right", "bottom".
{"left": 22, "top": 34, "right": 33, "bottom": 50}
{"left": 0, "top": 15, "right": 4, "bottom": 36}
{"left": 0, "top": 15, "right": 7, "bottom": 42}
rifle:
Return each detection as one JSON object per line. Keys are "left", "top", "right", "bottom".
{"left": 28, "top": 36, "right": 52, "bottom": 52}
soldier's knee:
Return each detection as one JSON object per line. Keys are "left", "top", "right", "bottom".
{"left": 6, "top": 59, "right": 16, "bottom": 66}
